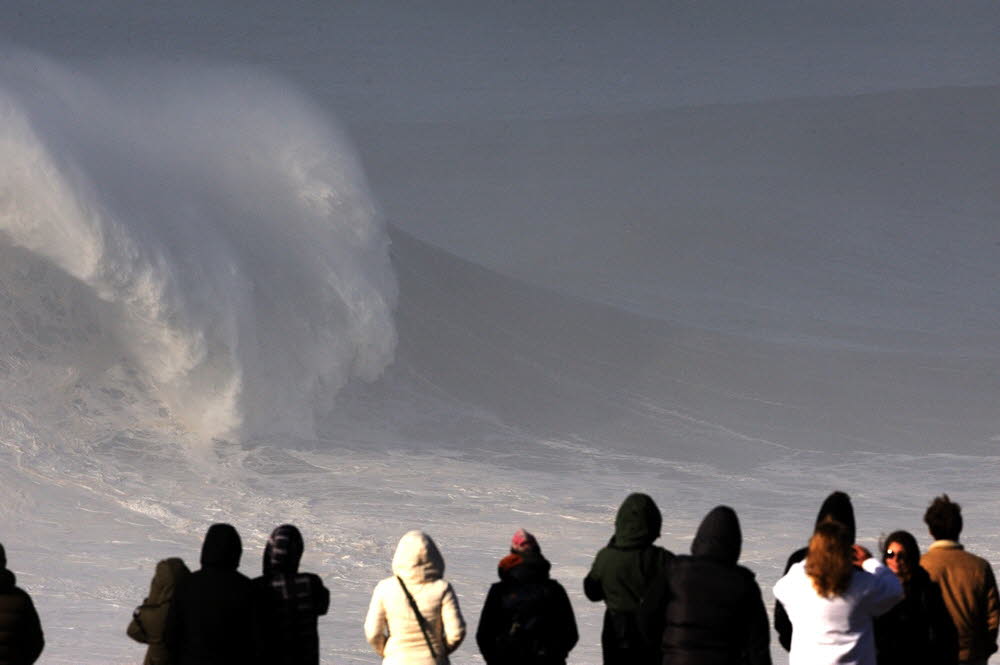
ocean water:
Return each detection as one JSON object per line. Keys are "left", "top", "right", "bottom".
{"left": 1, "top": 3, "right": 1000, "bottom": 663}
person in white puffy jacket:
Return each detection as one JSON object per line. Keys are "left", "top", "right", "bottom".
{"left": 364, "top": 530, "right": 466, "bottom": 664}
{"left": 773, "top": 519, "right": 903, "bottom": 665}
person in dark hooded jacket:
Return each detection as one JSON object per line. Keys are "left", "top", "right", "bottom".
{"left": 476, "top": 529, "right": 578, "bottom": 665}
{"left": 0, "top": 543, "right": 44, "bottom": 665}
{"left": 774, "top": 491, "right": 856, "bottom": 652}
{"left": 584, "top": 493, "right": 673, "bottom": 665}
{"left": 639, "top": 506, "right": 771, "bottom": 665}
{"left": 127, "top": 557, "right": 191, "bottom": 665}
{"left": 165, "top": 524, "right": 259, "bottom": 665}
{"left": 253, "top": 525, "right": 329, "bottom": 665}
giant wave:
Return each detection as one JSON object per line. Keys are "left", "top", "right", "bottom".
{"left": 0, "top": 52, "right": 397, "bottom": 446}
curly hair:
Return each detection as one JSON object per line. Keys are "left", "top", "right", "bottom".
{"left": 924, "top": 494, "right": 963, "bottom": 541}
{"left": 805, "top": 519, "right": 854, "bottom": 598}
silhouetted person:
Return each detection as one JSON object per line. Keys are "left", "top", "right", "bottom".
{"left": 165, "top": 524, "right": 259, "bottom": 665}
{"left": 584, "top": 493, "right": 673, "bottom": 665}
{"left": 0, "top": 543, "right": 44, "bottom": 665}
{"left": 920, "top": 495, "right": 999, "bottom": 665}
{"left": 476, "top": 529, "right": 578, "bottom": 665}
{"left": 874, "top": 530, "right": 957, "bottom": 665}
{"left": 128, "top": 557, "right": 191, "bottom": 665}
{"left": 774, "top": 490, "right": 856, "bottom": 651}
{"left": 640, "top": 506, "right": 771, "bottom": 665}
{"left": 253, "top": 525, "right": 329, "bottom": 665}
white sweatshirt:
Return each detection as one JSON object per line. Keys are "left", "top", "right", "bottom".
{"left": 773, "top": 558, "right": 903, "bottom": 665}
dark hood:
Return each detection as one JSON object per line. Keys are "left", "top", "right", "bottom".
{"left": 263, "top": 524, "right": 304, "bottom": 575}
{"left": 613, "top": 493, "right": 662, "bottom": 549}
{"left": 691, "top": 505, "right": 742, "bottom": 564}
{"left": 200, "top": 523, "right": 243, "bottom": 570}
{"left": 815, "top": 491, "right": 856, "bottom": 543}
{"left": 0, "top": 568, "right": 13, "bottom": 591}
{"left": 498, "top": 551, "right": 551, "bottom": 583}
{"left": 0, "top": 543, "right": 5, "bottom": 569}
{"left": 148, "top": 557, "right": 190, "bottom": 603}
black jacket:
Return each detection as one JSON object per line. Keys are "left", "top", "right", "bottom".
{"left": 640, "top": 506, "right": 771, "bottom": 665}
{"left": 476, "top": 551, "right": 578, "bottom": 665}
{"left": 0, "top": 557, "right": 44, "bottom": 665}
{"left": 165, "top": 524, "right": 260, "bottom": 665}
{"left": 252, "top": 525, "right": 329, "bottom": 665}
{"left": 874, "top": 565, "right": 958, "bottom": 665}
{"left": 774, "top": 491, "right": 856, "bottom": 651}
{"left": 584, "top": 493, "right": 673, "bottom": 665}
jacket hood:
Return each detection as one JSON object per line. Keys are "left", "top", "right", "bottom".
{"left": 0, "top": 568, "right": 13, "bottom": 591}
{"left": 498, "top": 551, "right": 551, "bottom": 583}
{"left": 392, "top": 530, "right": 445, "bottom": 583}
{"left": 815, "top": 491, "right": 856, "bottom": 543}
{"left": 200, "top": 523, "right": 243, "bottom": 570}
{"left": 691, "top": 505, "right": 741, "bottom": 564}
{"left": 0, "top": 543, "right": 5, "bottom": 569}
{"left": 263, "top": 524, "right": 304, "bottom": 575}
{"left": 148, "top": 558, "right": 191, "bottom": 603}
{"left": 613, "top": 493, "right": 662, "bottom": 548}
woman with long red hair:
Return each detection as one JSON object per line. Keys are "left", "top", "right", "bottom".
{"left": 773, "top": 519, "right": 903, "bottom": 665}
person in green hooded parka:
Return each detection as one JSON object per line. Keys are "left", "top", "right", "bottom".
{"left": 127, "top": 558, "right": 191, "bottom": 665}
{"left": 584, "top": 493, "right": 673, "bottom": 665}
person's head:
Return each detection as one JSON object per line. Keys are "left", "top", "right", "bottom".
{"left": 805, "top": 519, "right": 855, "bottom": 598}
{"left": 200, "top": 523, "right": 243, "bottom": 570}
{"left": 510, "top": 529, "right": 540, "bottom": 555}
{"left": 0, "top": 543, "right": 6, "bottom": 569}
{"left": 263, "top": 524, "right": 305, "bottom": 576}
{"left": 613, "top": 493, "right": 662, "bottom": 548}
{"left": 815, "top": 491, "right": 856, "bottom": 544}
{"left": 924, "top": 494, "right": 962, "bottom": 542}
{"left": 392, "top": 530, "right": 445, "bottom": 583}
{"left": 883, "top": 530, "right": 920, "bottom": 582}
{"left": 691, "top": 505, "right": 742, "bottom": 565}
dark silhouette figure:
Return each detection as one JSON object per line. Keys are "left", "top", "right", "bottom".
{"left": 639, "top": 506, "right": 771, "bottom": 665}
{"left": 774, "top": 490, "right": 856, "bottom": 651}
{"left": 0, "top": 543, "right": 44, "bottom": 665}
{"left": 584, "top": 493, "right": 673, "bottom": 665}
{"left": 128, "top": 557, "right": 191, "bottom": 665}
{"left": 476, "top": 529, "right": 578, "bottom": 665}
{"left": 165, "top": 524, "right": 260, "bottom": 665}
{"left": 253, "top": 525, "right": 329, "bottom": 665}
{"left": 874, "top": 530, "right": 957, "bottom": 665}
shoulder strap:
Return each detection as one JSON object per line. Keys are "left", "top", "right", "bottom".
{"left": 397, "top": 576, "right": 439, "bottom": 660}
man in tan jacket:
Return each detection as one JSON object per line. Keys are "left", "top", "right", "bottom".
{"left": 921, "top": 494, "right": 1000, "bottom": 665}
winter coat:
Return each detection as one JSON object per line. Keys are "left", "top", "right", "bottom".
{"left": 773, "top": 558, "right": 903, "bottom": 665}
{"left": 252, "top": 525, "right": 330, "bottom": 665}
{"left": 364, "top": 531, "right": 466, "bottom": 665}
{"left": 639, "top": 506, "right": 771, "bottom": 665}
{"left": 584, "top": 493, "right": 673, "bottom": 665}
{"left": 165, "top": 524, "right": 260, "bottom": 665}
{"left": 874, "top": 565, "right": 958, "bottom": 665}
{"left": 476, "top": 551, "right": 578, "bottom": 665}
{"left": 774, "top": 491, "right": 856, "bottom": 652}
{"left": 0, "top": 546, "right": 44, "bottom": 665}
{"left": 127, "top": 558, "right": 191, "bottom": 665}
{"left": 920, "top": 540, "right": 1000, "bottom": 663}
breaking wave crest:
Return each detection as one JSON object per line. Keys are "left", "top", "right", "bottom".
{"left": 0, "top": 52, "right": 397, "bottom": 444}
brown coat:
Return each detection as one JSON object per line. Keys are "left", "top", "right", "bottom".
{"left": 921, "top": 541, "right": 1000, "bottom": 663}
{"left": 128, "top": 558, "right": 190, "bottom": 665}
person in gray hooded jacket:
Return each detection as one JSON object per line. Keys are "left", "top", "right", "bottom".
{"left": 127, "top": 557, "right": 191, "bottom": 665}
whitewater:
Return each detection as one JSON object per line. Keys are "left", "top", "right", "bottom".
{"left": 1, "top": 3, "right": 1000, "bottom": 664}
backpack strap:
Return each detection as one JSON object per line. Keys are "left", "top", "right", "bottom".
{"left": 397, "top": 576, "right": 439, "bottom": 661}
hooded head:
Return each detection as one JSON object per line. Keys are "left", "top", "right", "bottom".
{"left": 0, "top": 544, "right": 13, "bottom": 589}
{"left": 263, "top": 524, "right": 304, "bottom": 576}
{"left": 613, "top": 493, "right": 663, "bottom": 549}
{"left": 691, "top": 505, "right": 742, "bottom": 564}
{"left": 0, "top": 543, "right": 5, "bottom": 569}
{"left": 392, "top": 530, "right": 445, "bottom": 584}
{"left": 148, "top": 558, "right": 191, "bottom": 603}
{"left": 510, "top": 529, "right": 540, "bottom": 554}
{"left": 200, "top": 523, "right": 243, "bottom": 570}
{"left": 815, "top": 491, "right": 856, "bottom": 544}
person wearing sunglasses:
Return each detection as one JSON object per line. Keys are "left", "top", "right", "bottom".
{"left": 874, "top": 530, "right": 957, "bottom": 665}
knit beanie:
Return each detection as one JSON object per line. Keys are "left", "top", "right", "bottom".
{"left": 511, "top": 529, "right": 540, "bottom": 554}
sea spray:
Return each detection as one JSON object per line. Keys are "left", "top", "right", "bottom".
{"left": 0, "top": 51, "right": 397, "bottom": 445}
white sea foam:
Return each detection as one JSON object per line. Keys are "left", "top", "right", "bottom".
{"left": 0, "top": 52, "right": 397, "bottom": 444}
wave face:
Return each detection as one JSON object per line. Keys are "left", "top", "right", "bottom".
{"left": 0, "top": 52, "right": 397, "bottom": 444}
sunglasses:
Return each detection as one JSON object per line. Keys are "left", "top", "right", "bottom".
{"left": 885, "top": 550, "right": 904, "bottom": 560}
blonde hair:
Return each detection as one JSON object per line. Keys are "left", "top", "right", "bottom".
{"left": 805, "top": 519, "right": 854, "bottom": 598}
